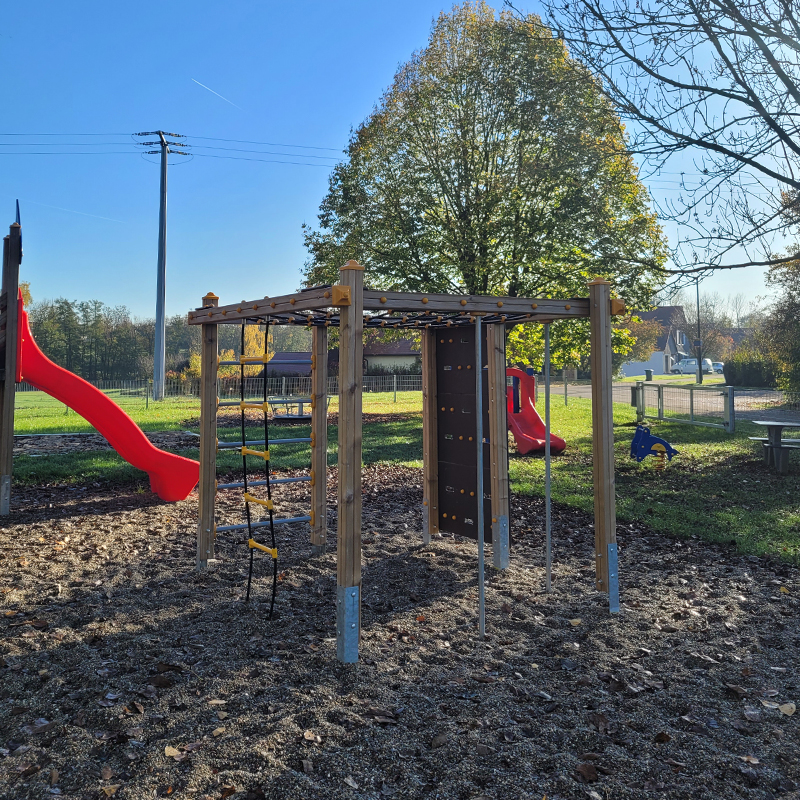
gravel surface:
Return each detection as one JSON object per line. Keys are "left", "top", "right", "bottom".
{"left": 1, "top": 464, "right": 799, "bottom": 800}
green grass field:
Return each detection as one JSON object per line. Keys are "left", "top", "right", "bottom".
{"left": 11, "top": 389, "right": 800, "bottom": 561}
{"left": 615, "top": 373, "right": 726, "bottom": 385}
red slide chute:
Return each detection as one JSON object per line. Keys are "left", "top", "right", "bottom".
{"left": 16, "top": 291, "right": 199, "bottom": 502}
{"left": 506, "top": 367, "right": 567, "bottom": 455}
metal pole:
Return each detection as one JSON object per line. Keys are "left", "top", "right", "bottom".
{"left": 153, "top": 133, "right": 168, "bottom": 401}
{"left": 475, "top": 316, "right": 485, "bottom": 640}
{"left": 544, "top": 323, "right": 552, "bottom": 593}
{"left": 696, "top": 276, "right": 703, "bottom": 385}
{"left": 564, "top": 370, "right": 568, "bottom": 406}
{"left": 393, "top": 373, "right": 397, "bottom": 403}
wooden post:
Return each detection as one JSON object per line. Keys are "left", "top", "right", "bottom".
{"left": 197, "top": 292, "right": 219, "bottom": 571}
{"left": 588, "top": 279, "right": 618, "bottom": 612}
{"left": 0, "top": 224, "right": 21, "bottom": 515}
{"left": 486, "top": 323, "right": 510, "bottom": 569}
{"left": 336, "top": 260, "right": 363, "bottom": 663}
{"left": 421, "top": 328, "right": 439, "bottom": 545}
{"left": 310, "top": 324, "right": 328, "bottom": 555}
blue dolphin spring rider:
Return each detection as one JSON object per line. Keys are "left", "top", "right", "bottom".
{"left": 631, "top": 425, "right": 678, "bottom": 467}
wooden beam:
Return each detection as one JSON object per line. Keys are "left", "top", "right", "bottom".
{"left": 187, "top": 285, "right": 350, "bottom": 326}
{"left": 310, "top": 324, "right": 328, "bottom": 555}
{"left": 363, "top": 290, "right": 590, "bottom": 318}
{"left": 336, "top": 261, "right": 364, "bottom": 662}
{"left": 421, "top": 328, "right": 439, "bottom": 544}
{"left": 0, "top": 225, "right": 21, "bottom": 515}
{"left": 486, "top": 323, "right": 510, "bottom": 569}
{"left": 197, "top": 292, "right": 219, "bottom": 570}
{"left": 588, "top": 279, "right": 618, "bottom": 610}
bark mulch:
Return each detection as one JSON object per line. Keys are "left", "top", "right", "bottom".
{"left": 1, "top": 464, "right": 799, "bottom": 800}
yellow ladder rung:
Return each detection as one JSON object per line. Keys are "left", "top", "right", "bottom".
{"left": 240, "top": 355, "right": 269, "bottom": 364}
{"left": 240, "top": 401, "right": 269, "bottom": 411}
{"left": 248, "top": 539, "right": 277, "bottom": 558}
{"left": 241, "top": 447, "right": 270, "bottom": 460}
{"left": 244, "top": 493, "right": 273, "bottom": 509}
{"left": 310, "top": 469, "right": 315, "bottom": 487}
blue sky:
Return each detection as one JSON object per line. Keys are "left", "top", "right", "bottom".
{"left": 1, "top": 1, "right": 768, "bottom": 319}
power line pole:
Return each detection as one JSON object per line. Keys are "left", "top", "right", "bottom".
{"left": 134, "top": 131, "right": 190, "bottom": 400}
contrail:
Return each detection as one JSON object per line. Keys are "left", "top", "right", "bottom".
{"left": 191, "top": 78, "right": 243, "bottom": 110}
{"left": 23, "top": 198, "right": 125, "bottom": 223}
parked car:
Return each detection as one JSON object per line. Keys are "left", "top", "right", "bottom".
{"left": 712, "top": 361, "right": 724, "bottom": 373}
{"left": 671, "top": 358, "right": 714, "bottom": 375}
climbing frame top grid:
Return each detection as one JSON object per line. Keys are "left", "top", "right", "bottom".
{"left": 188, "top": 283, "right": 594, "bottom": 329}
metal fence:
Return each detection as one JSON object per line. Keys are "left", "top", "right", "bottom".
{"left": 633, "top": 382, "right": 734, "bottom": 430}
{"left": 18, "top": 374, "right": 424, "bottom": 400}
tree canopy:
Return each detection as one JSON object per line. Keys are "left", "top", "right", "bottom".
{"left": 303, "top": 2, "right": 666, "bottom": 316}
{"left": 536, "top": 0, "right": 800, "bottom": 280}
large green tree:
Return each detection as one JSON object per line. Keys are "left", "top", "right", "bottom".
{"left": 303, "top": 2, "right": 666, "bottom": 318}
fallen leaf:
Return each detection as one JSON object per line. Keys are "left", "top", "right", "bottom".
{"left": 344, "top": 776, "right": 359, "bottom": 789}
{"left": 575, "top": 763, "right": 598, "bottom": 783}
{"left": 100, "top": 765, "right": 113, "bottom": 780}
{"left": 415, "top": 615, "right": 426, "bottom": 623}
{"left": 760, "top": 699, "right": 780, "bottom": 709}
{"left": 570, "top": 618, "right": 582, "bottom": 626}
{"left": 476, "top": 743, "right": 494, "bottom": 756}
{"left": 743, "top": 706, "right": 761, "bottom": 721}
{"left": 147, "top": 675, "right": 173, "bottom": 689}
{"left": 431, "top": 733, "right": 448, "bottom": 749}
{"left": 220, "top": 788, "right": 236, "bottom": 800}
{"left": 50, "top": 768, "right": 59, "bottom": 786}
{"left": 726, "top": 684, "right": 748, "bottom": 700}
{"left": 212, "top": 727, "right": 226, "bottom": 737}
{"left": 101, "top": 787, "right": 120, "bottom": 797}
{"left": 664, "top": 758, "right": 686, "bottom": 772}
{"left": 779, "top": 586, "right": 789, "bottom": 594}
{"left": 164, "top": 746, "right": 181, "bottom": 757}
{"left": 653, "top": 731, "right": 671, "bottom": 743}
{"left": 21, "top": 718, "right": 56, "bottom": 735}
{"left": 216, "top": 710, "right": 229, "bottom": 720}
{"left": 739, "top": 755, "right": 760, "bottom": 764}
{"left": 779, "top": 702, "right": 796, "bottom": 716}
{"left": 208, "top": 699, "right": 227, "bottom": 706}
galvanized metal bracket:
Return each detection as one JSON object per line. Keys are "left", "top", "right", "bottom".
{"left": 607, "top": 542, "right": 620, "bottom": 614}
{"left": 422, "top": 504, "right": 431, "bottom": 545}
{"left": 336, "top": 585, "right": 360, "bottom": 663}
{"left": 492, "top": 514, "right": 509, "bottom": 570}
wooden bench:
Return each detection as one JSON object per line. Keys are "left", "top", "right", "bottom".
{"left": 748, "top": 437, "right": 800, "bottom": 445}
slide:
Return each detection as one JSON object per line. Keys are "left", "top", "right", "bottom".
{"left": 15, "top": 291, "right": 199, "bottom": 502}
{"left": 506, "top": 367, "right": 567, "bottom": 455}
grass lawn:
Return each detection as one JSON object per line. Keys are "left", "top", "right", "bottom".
{"left": 10, "top": 389, "right": 800, "bottom": 562}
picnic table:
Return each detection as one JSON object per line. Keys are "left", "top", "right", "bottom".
{"left": 749, "top": 420, "right": 800, "bottom": 475}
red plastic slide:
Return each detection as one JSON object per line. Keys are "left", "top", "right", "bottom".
{"left": 15, "top": 291, "right": 199, "bottom": 501}
{"left": 506, "top": 367, "right": 566, "bottom": 455}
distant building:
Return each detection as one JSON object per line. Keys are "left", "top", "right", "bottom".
{"left": 620, "top": 306, "right": 691, "bottom": 377}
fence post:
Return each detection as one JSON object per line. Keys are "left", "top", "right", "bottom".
{"left": 689, "top": 387, "right": 694, "bottom": 422}
{"left": 393, "top": 373, "right": 397, "bottom": 403}
{"left": 635, "top": 381, "right": 644, "bottom": 423}
{"left": 564, "top": 372, "right": 568, "bottom": 406}
{"left": 657, "top": 385, "right": 664, "bottom": 420}
{"left": 724, "top": 386, "right": 735, "bottom": 433}
{"left": 281, "top": 376, "right": 286, "bottom": 396}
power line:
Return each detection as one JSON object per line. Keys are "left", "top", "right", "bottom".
{"left": 191, "top": 153, "right": 334, "bottom": 167}
{"left": 0, "top": 132, "right": 132, "bottom": 136}
{"left": 186, "top": 135, "right": 340, "bottom": 151}
{"left": 190, "top": 144, "right": 338, "bottom": 160}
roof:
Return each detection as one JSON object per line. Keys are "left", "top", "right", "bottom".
{"left": 639, "top": 306, "right": 687, "bottom": 328}
{"left": 363, "top": 340, "right": 419, "bottom": 357}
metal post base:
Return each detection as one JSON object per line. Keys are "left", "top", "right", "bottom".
{"left": 422, "top": 504, "right": 431, "bottom": 545}
{"left": 311, "top": 543, "right": 326, "bottom": 556}
{"left": 0, "top": 474, "right": 10, "bottom": 515}
{"left": 607, "top": 543, "right": 620, "bottom": 614}
{"left": 336, "top": 585, "right": 360, "bottom": 663}
{"left": 492, "top": 515, "right": 509, "bottom": 569}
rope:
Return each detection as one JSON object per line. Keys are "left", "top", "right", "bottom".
{"left": 242, "top": 319, "right": 278, "bottom": 619}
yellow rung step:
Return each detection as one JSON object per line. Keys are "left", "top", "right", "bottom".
{"left": 310, "top": 469, "right": 315, "bottom": 487}
{"left": 244, "top": 493, "right": 273, "bottom": 509}
{"left": 248, "top": 539, "right": 278, "bottom": 558}
{"left": 310, "top": 510, "right": 316, "bottom": 526}
{"left": 240, "top": 355, "right": 270, "bottom": 364}
{"left": 240, "top": 401, "right": 269, "bottom": 411}
{"left": 241, "top": 447, "right": 270, "bottom": 460}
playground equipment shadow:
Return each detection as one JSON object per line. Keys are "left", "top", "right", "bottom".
{"left": 2, "top": 465, "right": 800, "bottom": 799}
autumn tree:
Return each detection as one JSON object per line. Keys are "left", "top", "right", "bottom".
{"left": 534, "top": 0, "right": 800, "bottom": 280}
{"left": 303, "top": 3, "right": 666, "bottom": 365}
